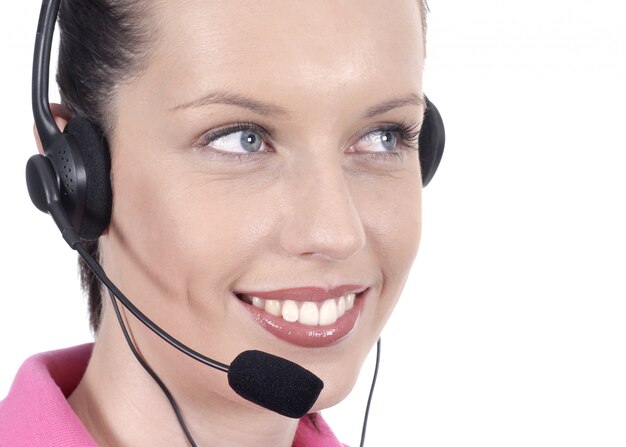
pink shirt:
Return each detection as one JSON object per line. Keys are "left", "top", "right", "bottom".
{"left": 0, "top": 344, "right": 346, "bottom": 446}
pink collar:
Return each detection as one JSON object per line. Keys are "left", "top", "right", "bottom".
{"left": 0, "top": 343, "right": 345, "bottom": 446}
{"left": 0, "top": 343, "right": 97, "bottom": 446}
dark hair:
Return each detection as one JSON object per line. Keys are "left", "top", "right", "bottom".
{"left": 56, "top": 0, "right": 155, "bottom": 332}
{"left": 58, "top": 0, "right": 428, "bottom": 334}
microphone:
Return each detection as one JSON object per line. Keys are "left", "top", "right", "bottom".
{"left": 77, "top": 244, "right": 324, "bottom": 419}
{"left": 26, "top": 153, "right": 324, "bottom": 419}
{"left": 229, "top": 351, "right": 325, "bottom": 419}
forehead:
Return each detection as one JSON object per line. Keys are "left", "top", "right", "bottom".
{"left": 143, "top": 0, "right": 424, "bottom": 113}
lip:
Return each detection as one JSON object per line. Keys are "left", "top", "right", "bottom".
{"left": 236, "top": 288, "right": 369, "bottom": 348}
{"left": 235, "top": 284, "right": 367, "bottom": 302}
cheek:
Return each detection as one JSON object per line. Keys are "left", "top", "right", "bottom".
{"left": 109, "top": 155, "right": 190, "bottom": 285}
{"left": 357, "top": 173, "right": 422, "bottom": 365}
{"left": 172, "top": 179, "right": 279, "bottom": 302}
{"left": 113, "top": 150, "right": 287, "bottom": 299}
{"left": 357, "top": 174, "right": 422, "bottom": 281}
{"left": 112, "top": 163, "right": 271, "bottom": 287}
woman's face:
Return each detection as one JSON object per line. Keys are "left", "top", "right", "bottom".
{"left": 102, "top": 0, "right": 424, "bottom": 413}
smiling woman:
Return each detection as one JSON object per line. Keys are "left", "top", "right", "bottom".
{"left": 0, "top": 0, "right": 442, "bottom": 446}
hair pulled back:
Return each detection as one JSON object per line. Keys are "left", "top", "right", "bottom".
{"left": 57, "top": 0, "right": 155, "bottom": 332}
{"left": 57, "top": 0, "right": 427, "bottom": 334}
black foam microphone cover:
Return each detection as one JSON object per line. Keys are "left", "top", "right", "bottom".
{"left": 228, "top": 350, "right": 324, "bottom": 418}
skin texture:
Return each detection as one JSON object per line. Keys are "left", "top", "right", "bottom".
{"left": 36, "top": 1, "right": 425, "bottom": 445}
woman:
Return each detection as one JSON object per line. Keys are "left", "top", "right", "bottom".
{"left": 1, "top": 0, "right": 440, "bottom": 445}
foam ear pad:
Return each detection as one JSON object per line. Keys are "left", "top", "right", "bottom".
{"left": 64, "top": 116, "right": 112, "bottom": 240}
{"left": 419, "top": 97, "right": 445, "bottom": 187}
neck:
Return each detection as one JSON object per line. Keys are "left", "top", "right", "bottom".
{"left": 68, "top": 308, "right": 299, "bottom": 447}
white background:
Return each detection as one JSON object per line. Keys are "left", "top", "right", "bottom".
{"left": 2, "top": 1, "right": 625, "bottom": 446}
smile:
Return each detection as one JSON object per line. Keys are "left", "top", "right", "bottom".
{"left": 238, "top": 292, "right": 356, "bottom": 326}
{"left": 235, "top": 285, "right": 368, "bottom": 348}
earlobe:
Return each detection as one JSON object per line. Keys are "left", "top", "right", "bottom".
{"left": 32, "top": 103, "right": 73, "bottom": 154}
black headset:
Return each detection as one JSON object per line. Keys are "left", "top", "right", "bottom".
{"left": 25, "top": 0, "right": 445, "bottom": 445}
{"left": 28, "top": 0, "right": 110, "bottom": 242}
{"left": 27, "top": 0, "right": 444, "bottom": 242}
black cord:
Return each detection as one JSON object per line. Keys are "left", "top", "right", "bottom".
{"left": 74, "top": 240, "right": 200, "bottom": 443}
{"left": 74, "top": 244, "right": 228, "bottom": 373}
{"left": 108, "top": 289, "right": 198, "bottom": 447}
{"left": 359, "top": 338, "right": 381, "bottom": 447}
{"left": 75, "top": 241, "right": 380, "bottom": 447}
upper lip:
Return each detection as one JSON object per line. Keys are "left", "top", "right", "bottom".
{"left": 235, "top": 284, "right": 368, "bottom": 302}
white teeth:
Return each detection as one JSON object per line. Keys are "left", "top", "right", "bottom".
{"left": 298, "top": 301, "right": 319, "bottom": 325}
{"left": 245, "top": 291, "right": 361, "bottom": 327}
{"left": 337, "top": 296, "right": 346, "bottom": 318}
{"left": 319, "top": 298, "right": 338, "bottom": 326}
{"left": 265, "top": 299, "right": 282, "bottom": 317}
{"left": 346, "top": 293, "right": 355, "bottom": 310}
{"left": 281, "top": 300, "right": 299, "bottom": 322}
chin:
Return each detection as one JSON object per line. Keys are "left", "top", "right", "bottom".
{"left": 306, "top": 338, "right": 376, "bottom": 412}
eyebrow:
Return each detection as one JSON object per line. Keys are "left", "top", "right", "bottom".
{"left": 170, "top": 90, "right": 290, "bottom": 117}
{"left": 171, "top": 90, "right": 424, "bottom": 119}
{"left": 361, "top": 93, "right": 425, "bottom": 119}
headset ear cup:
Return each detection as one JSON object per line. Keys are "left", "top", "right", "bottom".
{"left": 63, "top": 116, "right": 112, "bottom": 240}
{"left": 419, "top": 97, "right": 445, "bottom": 187}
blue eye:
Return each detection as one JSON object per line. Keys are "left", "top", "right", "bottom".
{"left": 196, "top": 120, "right": 420, "bottom": 163}
{"left": 208, "top": 129, "right": 264, "bottom": 153}
{"left": 360, "top": 120, "right": 421, "bottom": 153}
{"left": 360, "top": 130, "right": 400, "bottom": 152}
{"left": 379, "top": 131, "right": 398, "bottom": 151}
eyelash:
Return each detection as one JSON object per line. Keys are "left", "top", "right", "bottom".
{"left": 363, "top": 120, "right": 421, "bottom": 160}
{"left": 194, "top": 120, "right": 421, "bottom": 162}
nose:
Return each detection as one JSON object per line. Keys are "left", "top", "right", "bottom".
{"left": 278, "top": 156, "right": 366, "bottom": 262}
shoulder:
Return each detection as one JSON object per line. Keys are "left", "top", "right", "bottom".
{"left": 0, "top": 344, "right": 97, "bottom": 447}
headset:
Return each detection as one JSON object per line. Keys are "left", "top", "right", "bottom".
{"left": 29, "top": 0, "right": 444, "bottom": 243}
{"left": 26, "top": 0, "right": 445, "bottom": 445}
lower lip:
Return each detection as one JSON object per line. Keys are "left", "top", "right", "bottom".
{"left": 238, "top": 290, "right": 367, "bottom": 348}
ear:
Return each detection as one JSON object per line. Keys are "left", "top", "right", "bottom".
{"left": 33, "top": 103, "right": 73, "bottom": 155}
